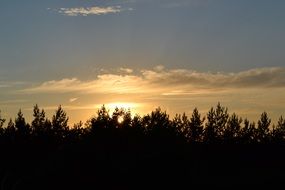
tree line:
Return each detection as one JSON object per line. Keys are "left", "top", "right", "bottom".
{"left": 1, "top": 103, "right": 285, "bottom": 189}
{"left": 0, "top": 102, "right": 284, "bottom": 144}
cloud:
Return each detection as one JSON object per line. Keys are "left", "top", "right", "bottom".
{"left": 57, "top": 6, "right": 124, "bottom": 16}
{"left": 119, "top": 68, "right": 133, "bottom": 74}
{"left": 9, "top": 66, "right": 285, "bottom": 123}
{"left": 141, "top": 67, "right": 285, "bottom": 89}
{"left": 69, "top": 98, "right": 78, "bottom": 102}
{"left": 26, "top": 78, "right": 81, "bottom": 93}
{"left": 0, "top": 81, "right": 27, "bottom": 88}
{"left": 23, "top": 75, "right": 148, "bottom": 94}
{"left": 22, "top": 67, "right": 285, "bottom": 96}
{"left": 153, "top": 65, "right": 165, "bottom": 72}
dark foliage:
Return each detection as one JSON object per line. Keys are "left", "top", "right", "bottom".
{"left": 0, "top": 103, "right": 285, "bottom": 189}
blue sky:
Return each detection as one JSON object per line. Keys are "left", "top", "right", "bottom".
{"left": 0, "top": 0, "right": 285, "bottom": 124}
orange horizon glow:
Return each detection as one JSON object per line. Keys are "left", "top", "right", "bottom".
{"left": 94, "top": 102, "right": 146, "bottom": 116}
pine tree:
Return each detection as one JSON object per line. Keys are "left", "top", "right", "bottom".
{"left": 189, "top": 108, "right": 204, "bottom": 142}
{"left": 204, "top": 103, "right": 229, "bottom": 143}
{"left": 257, "top": 112, "right": 271, "bottom": 143}
{"left": 120, "top": 109, "right": 132, "bottom": 129}
{"left": 32, "top": 104, "right": 46, "bottom": 136}
{"left": 5, "top": 119, "right": 15, "bottom": 140}
{"left": 89, "top": 105, "right": 111, "bottom": 132}
{"left": 52, "top": 105, "right": 69, "bottom": 138}
{"left": 15, "top": 109, "right": 30, "bottom": 138}
{"left": 272, "top": 116, "right": 285, "bottom": 142}
{"left": 240, "top": 119, "right": 256, "bottom": 143}
{"left": 0, "top": 110, "right": 5, "bottom": 135}
{"left": 172, "top": 113, "right": 189, "bottom": 140}
{"left": 224, "top": 113, "right": 242, "bottom": 143}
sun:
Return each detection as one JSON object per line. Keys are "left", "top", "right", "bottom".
{"left": 117, "top": 116, "right": 124, "bottom": 123}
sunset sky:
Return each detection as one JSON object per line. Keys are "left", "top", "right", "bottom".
{"left": 1, "top": 0, "right": 285, "bottom": 124}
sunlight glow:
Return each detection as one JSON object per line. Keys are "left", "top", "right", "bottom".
{"left": 105, "top": 102, "right": 141, "bottom": 110}
{"left": 118, "top": 116, "right": 124, "bottom": 123}
{"left": 92, "top": 102, "right": 150, "bottom": 119}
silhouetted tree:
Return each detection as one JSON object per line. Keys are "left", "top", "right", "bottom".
{"left": 240, "top": 119, "right": 256, "bottom": 143}
{"left": 68, "top": 121, "right": 84, "bottom": 142}
{"left": 257, "top": 112, "right": 271, "bottom": 143}
{"left": 89, "top": 105, "right": 111, "bottom": 131}
{"left": 224, "top": 113, "right": 242, "bottom": 143}
{"left": 272, "top": 116, "right": 285, "bottom": 142}
{"left": 143, "top": 108, "right": 178, "bottom": 141}
{"left": 204, "top": 103, "right": 229, "bottom": 143}
{"left": 111, "top": 107, "right": 125, "bottom": 128}
{"left": 145, "top": 108, "right": 170, "bottom": 130}
{"left": 52, "top": 105, "right": 69, "bottom": 138}
{"left": 189, "top": 108, "right": 204, "bottom": 142}
{"left": 0, "top": 110, "right": 5, "bottom": 135}
{"left": 4, "top": 119, "right": 15, "bottom": 141}
{"left": 172, "top": 113, "right": 189, "bottom": 139}
{"left": 73, "top": 120, "right": 83, "bottom": 129}
{"left": 0, "top": 110, "right": 5, "bottom": 127}
{"left": 204, "top": 108, "right": 215, "bottom": 142}
{"left": 122, "top": 109, "right": 132, "bottom": 129}
{"left": 131, "top": 114, "right": 145, "bottom": 135}
{"left": 15, "top": 109, "right": 30, "bottom": 138}
{"left": 32, "top": 104, "right": 47, "bottom": 137}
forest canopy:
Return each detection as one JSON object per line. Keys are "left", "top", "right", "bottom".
{"left": 0, "top": 103, "right": 284, "bottom": 144}
{"left": 1, "top": 103, "right": 285, "bottom": 189}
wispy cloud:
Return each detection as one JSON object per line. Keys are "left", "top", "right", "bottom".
{"left": 141, "top": 67, "right": 285, "bottom": 89}
{"left": 0, "top": 81, "right": 27, "bottom": 88}
{"left": 69, "top": 98, "right": 78, "bottom": 102}
{"left": 22, "top": 67, "right": 285, "bottom": 96}
{"left": 119, "top": 68, "right": 133, "bottom": 74}
{"left": 57, "top": 6, "right": 125, "bottom": 16}
{"left": 22, "top": 74, "right": 147, "bottom": 94}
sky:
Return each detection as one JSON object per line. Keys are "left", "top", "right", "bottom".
{"left": 0, "top": 0, "right": 285, "bottom": 125}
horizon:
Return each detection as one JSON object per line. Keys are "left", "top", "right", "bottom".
{"left": 0, "top": 102, "right": 283, "bottom": 127}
